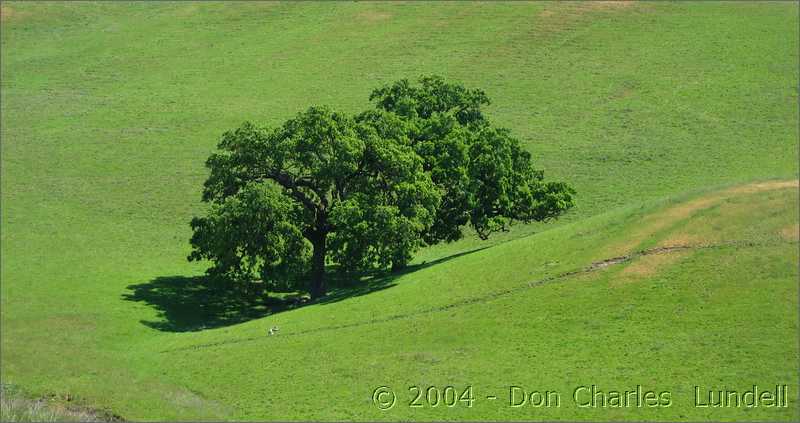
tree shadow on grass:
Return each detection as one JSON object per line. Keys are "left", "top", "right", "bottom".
{"left": 122, "top": 276, "right": 283, "bottom": 332}
{"left": 319, "top": 247, "right": 487, "bottom": 305}
{"left": 123, "top": 246, "right": 487, "bottom": 332}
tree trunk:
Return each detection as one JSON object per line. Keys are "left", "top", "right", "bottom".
{"left": 391, "top": 261, "right": 407, "bottom": 273}
{"left": 391, "top": 253, "right": 409, "bottom": 273}
{"left": 309, "top": 232, "right": 327, "bottom": 299}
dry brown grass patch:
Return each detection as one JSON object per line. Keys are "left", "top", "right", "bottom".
{"left": 606, "top": 196, "right": 717, "bottom": 257}
{"left": 611, "top": 251, "right": 689, "bottom": 287}
{"left": 780, "top": 224, "right": 799, "bottom": 241}
{"left": 538, "top": 1, "right": 636, "bottom": 19}
{"left": 1, "top": 5, "right": 17, "bottom": 22}
{"left": 622, "top": 251, "right": 687, "bottom": 278}
{"left": 657, "top": 233, "right": 706, "bottom": 248}
{"left": 356, "top": 10, "right": 392, "bottom": 23}
{"left": 725, "top": 180, "right": 798, "bottom": 195}
{"left": 603, "top": 180, "right": 798, "bottom": 258}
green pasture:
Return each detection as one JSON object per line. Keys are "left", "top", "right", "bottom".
{"left": 1, "top": 1, "right": 797, "bottom": 420}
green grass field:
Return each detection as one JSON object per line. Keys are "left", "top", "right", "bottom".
{"left": 1, "top": 1, "right": 798, "bottom": 421}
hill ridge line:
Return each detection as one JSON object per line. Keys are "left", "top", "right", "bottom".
{"left": 160, "top": 238, "right": 797, "bottom": 354}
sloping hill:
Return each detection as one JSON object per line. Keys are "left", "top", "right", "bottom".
{"left": 1, "top": 1, "right": 798, "bottom": 421}
{"left": 142, "top": 180, "right": 797, "bottom": 421}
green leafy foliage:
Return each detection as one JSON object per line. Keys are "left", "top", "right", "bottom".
{"left": 368, "top": 76, "right": 575, "bottom": 241}
{"left": 188, "top": 183, "right": 310, "bottom": 292}
{"left": 189, "top": 105, "right": 440, "bottom": 296}
{"left": 189, "top": 77, "right": 574, "bottom": 296}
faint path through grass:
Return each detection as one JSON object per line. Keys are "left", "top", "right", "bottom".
{"left": 164, "top": 237, "right": 796, "bottom": 353}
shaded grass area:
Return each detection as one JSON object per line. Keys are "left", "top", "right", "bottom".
{"left": 123, "top": 247, "right": 486, "bottom": 332}
{"left": 122, "top": 276, "right": 278, "bottom": 332}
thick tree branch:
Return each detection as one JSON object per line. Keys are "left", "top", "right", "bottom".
{"left": 268, "top": 170, "right": 323, "bottom": 214}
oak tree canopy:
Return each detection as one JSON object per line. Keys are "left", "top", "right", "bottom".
{"left": 189, "top": 76, "right": 575, "bottom": 298}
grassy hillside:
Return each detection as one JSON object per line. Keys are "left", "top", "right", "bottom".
{"left": 151, "top": 180, "right": 800, "bottom": 421}
{"left": 1, "top": 1, "right": 798, "bottom": 421}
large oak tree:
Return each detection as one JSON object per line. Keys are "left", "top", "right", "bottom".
{"left": 189, "top": 76, "right": 574, "bottom": 299}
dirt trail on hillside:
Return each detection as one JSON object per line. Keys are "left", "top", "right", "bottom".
{"left": 164, "top": 180, "right": 799, "bottom": 352}
{"left": 165, "top": 238, "right": 797, "bottom": 353}
{"left": 607, "top": 180, "right": 799, "bottom": 257}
